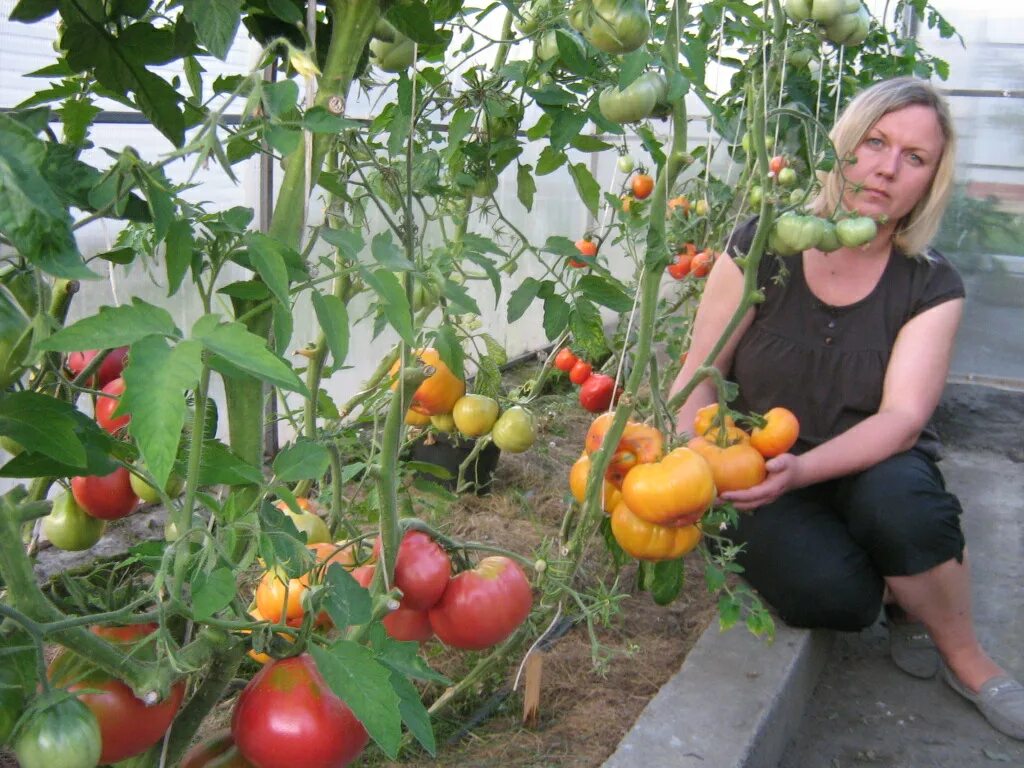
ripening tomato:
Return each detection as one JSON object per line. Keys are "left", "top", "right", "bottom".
{"left": 568, "top": 359, "right": 592, "bottom": 385}
{"left": 578, "top": 373, "right": 621, "bottom": 413}
{"left": 621, "top": 447, "right": 716, "bottom": 526}
{"left": 691, "top": 249, "right": 716, "bottom": 278}
{"left": 620, "top": 194, "right": 634, "bottom": 214}
{"left": 568, "top": 452, "right": 621, "bottom": 513}
{"left": 255, "top": 568, "right": 308, "bottom": 627}
{"left": 584, "top": 412, "right": 664, "bottom": 487}
{"left": 687, "top": 436, "right": 767, "bottom": 493}
{"left": 769, "top": 155, "right": 787, "bottom": 175}
{"left": 611, "top": 501, "right": 702, "bottom": 562}
{"left": 66, "top": 347, "right": 129, "bottom": 388}
{"left": 554, "top": 348, "right": 578, "bottom": 372}
{"left": 274, "top": 498, "right": 331, "bottom": 544}
{"left": 383, "top": 606, "right": 434, "bottom": 642}
{"left": 571, "top": 237, "right": 597, "bottom": 268}
{"left": 72, "top": 467, "right": 139, "bottom": 520}
{"left": 750, "top": 407, "right": 800, "bottom": 458}
{"left": 631, "top": 173, "right": 654, "bottom": 200}
{"left": 452, "top": 394, "right": 500, "bottom": 438}
{"left": 182, "top": 730, "right": 254, "bottom": 768}
{"left": 389, "top": 348, "right": 466, "bottom": 416}
{"left": 405, "top": 408, "right": 432, "bottom": 426}
{"left": 232, "top": 655, "right": 369, "bottom": 768}
{"left": 429, "top": 556, "right": 533, "bottom": 650}
{"left": 667, "top": 195, "right": 690, "bottom": 216}
{"left": 373, "top": 530, "right": 452, "bottom": 610}
{"left": 667, "top": 243, "right": 697, "bottom": 280}
{"left": 95, "top": 377, "right": 129, "bottom": 433}
{"left": 48, "top": 630, "right": 186, "bottom": 764}
{"left": 491, "top": 406, "right": 536, "bottom": 453}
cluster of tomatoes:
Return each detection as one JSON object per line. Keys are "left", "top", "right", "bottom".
{"left": 394, "top": 348, "right": 537, "bottom": 453}
{"left": 553, "top": 347, "right": 623, "bottom": 414}
{"left": 568, "top": 404, "right": 800, "bottom": 563}
{"left": 223, "top": 527, "right": 533, "bottom": 768}
{"left": 666, "top": 242, "right": 717, "bottom": 281}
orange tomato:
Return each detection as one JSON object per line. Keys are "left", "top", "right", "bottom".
{"left": 631, "top": 173, "right": 654, "bottom": 200}
{"left": 667, "top": 243, "right": 697, "bottom": 280}
{"left": 691, "top": 249, "right": 716, "bottom": 278}
{"left": 584, "top": 412, "right": 664, "bottom": 487}
{"left": 389, "top": 348, "right": 466, "bottom": 416}
{"left": 620, "top": 447, "right": 715, "bottom": 526}
{"left": 769, "top": 155, "right": 787, "bottom": 175}
{"left": 620, "top": 195, "right": 634, "bottom": 214}
{"left": 571, "top": 237, "right": 597, "bottom": 268}
{"left": 667, "top": 195, "right": 690, "bottom": 216}
{"left": 687, "top": 436, "right": 767, "bottom": 493}
{"left": 405, "top": 409, "right": 432, "bottom": 426}
{"left": 254, "top": 569, "right": 308, "bottom": 626}
{"left": 569, "top": 453, "right": 622, "bottom": 514}
{"left": 611, "top": 501, "right": 702, "bottom": 562}
{"left": 750, "top": 407, "right": 800, "bottom": 458}
{"left": 693, "top": 403, "right": 735, "bottom": 437}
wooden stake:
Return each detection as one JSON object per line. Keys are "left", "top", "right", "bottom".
{"left": 521, "top": 651, "right": 543, "bottom": 726}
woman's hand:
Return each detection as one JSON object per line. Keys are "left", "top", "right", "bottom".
{"left": 720, "top": 453, "right": 804, "bottom": 511}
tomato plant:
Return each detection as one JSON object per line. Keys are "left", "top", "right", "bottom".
{"left": 71, "top": 467, "right": 138, "bottom": 520}
{"left": 232, "top": 655, "right": 368, "bottom": 768}
{"left": 429, "top": 556, "right": 532, "bottom": 650}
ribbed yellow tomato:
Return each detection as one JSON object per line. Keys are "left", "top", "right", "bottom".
{"left": 611, "top": 501, "right": 701, "bottom": 562}
{"left": 620, "top": 447, "right": 715, "bottom": 526}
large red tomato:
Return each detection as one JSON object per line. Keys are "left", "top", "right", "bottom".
{"left": 231, "top": 655, "right": 368, "bottom": 768}
{"left": 95, "top": 377, "right": 130, "bottom": 433}
{"left": 578, "top": 374, "right": 622, "bottom": 413}
{"left": 71, "top": 466, "right": 139, "bottom": 520}
{"left": 67, "top": 347, "right": 128, "bottom": 388}
{"left": 382, "top": 606, "right": 434, "bottom": 642}
{"left": 428, "top": 556, "right": 532, "bottom": 650}
{"left": 374, "top": 531, "right": 451, "bottom": 610}
{"left": 48, "top": 626, "right": 185, "bottom": 764}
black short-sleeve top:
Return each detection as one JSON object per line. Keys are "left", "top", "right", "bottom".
{"left": 724, "top": 218, "right": 965, "bottom": 459}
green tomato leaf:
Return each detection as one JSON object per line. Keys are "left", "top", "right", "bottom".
{"left": 36, "top": 298, "right": 178, "bottom": 352}
{"left": 542, "top": 293, "right": 571, "bottom": 340}
{"left": 311, "top": 292, "right": 349, "bottom": 369}
{"left": 303, "top": 107, "right": 361, "bottom": 133}
{"left": 391, "top": 671, "right": 436, "bottom": 755}
{"left": 0, "top": 391, "right": 87, "bottom": 468}
{"left": 195, "top": 439, "right": 263, "bottom": 486}
{"left": 644, "top": 558, "right": 685, "bottom": 606}
{"left": 445, "top": 109, "right": 474, "bottom": 160}
{"left": 370, "top": 231, "right": 415, "bottom": 271}
{"left": 262, "top": 80, "right": 299, "bottom": 118}
{"left": 246, "top": 232, "right": 291, "bottom": 307}
{"left": 122, "top": 337, "right": 202, "bottom": 490}
{"left": 316, "top": 564, "right": 373, "bottom": 630}
{"left": 258, "top": 501, "right": 315, "bottom": 578}
{"left": 192, "top": 315, "right": 308, "bottom": 395}
{"left": 577, "top": 275, "right": 634, "bottom": 312}
{"left": 440, "top": 279, "right": 481, "bottom": 316}
{"left": 569, "top": 299, "right": 609, "bottom": 361}
{"left": 320, "top": 227, "right": 364, "bottom": 261}
{"left": 432, "top": 325, "right": 464, "bottom": 381}
{"left": 516, "top": 163, "right": 536, "bottom": 211}
{"left": 310, "top": 640, "right": 403, "bottom": 758}
{"left": 273, "top": 439, "right": 330, "bottom": 482}
{"left": 182, "top": 0, "right": 241, "bottom": 60}
{"left": 10, "top": 0, "right": 59, "bottom": 22}
{"left": 507, "top": 277, "right": 541, "bottom": 323}
{"left": 549, "top": 110, "right": 588, "bottom": 152}
{"left": 568, "top": 162, "right": 601, "bottom": 217}
{"left": 361, "top": 270, "right": 415, "bottom": 347}
{"left": 536, "top": 146, "right": 566, "bottom": 175}
{"left": 385, "top": 1, "right": 445, "bottom": 44}
{"left": 192, "top": 567, "right": 237, "bottom": 620}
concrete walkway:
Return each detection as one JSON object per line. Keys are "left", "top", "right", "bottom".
{"left": 603, "top": 389, "right": 1024, "bottom": 768}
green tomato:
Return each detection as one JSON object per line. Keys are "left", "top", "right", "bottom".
{"left": 581, "top": 0, "right": 651, "bottom": 54}
{"left": 534, "top": 27, "right": 586, "bottom": 64}
{"left": 817, "top": 220, "right": 842, "bottom": 252}
{"left": 129, "top": 468, "right": 184, "bottom": 505}
{"left": 694, "top": 199, "right": 710, "bottom": 217}
{"left": 452, "top": 394, "right": 501, "bottom": 438}
{"left": 789, "top": 188, "right": 809, "bottom": 207}
{"left": 787, "top": 47, "right": 813, "bottom": 67}
{"left": 164, "top": 518, "right": 181, "bottom": 542}
{"left": 598, "top": 72, "right": 668, "bottom": 124}
{"left": 490, "top": 406, "right": 537, "bottom": 453}
{"left": 777, "top": 167, "right": 798, "bottom": 187}
{"left": 42, "top": 492, "right": 106, "bottom": 552}
{"left": 15, "top": 696, "right": 102, "bottom": 768}
{"left": 749, "top": 185, "right": 764, "bottom": 208}
{"left": 772, "top": 214, "right": 827, "bottom": 255}
{"left": 617, "top": 155, "right": 635, "bottom": 174}
{"left": 784, "top": 0, "right": 812, "bottom": 21}
{"left": 826, "top": 6, "right": 870, "bottom": 45}
{"left": 810, "top": 0, "right": 845, "bottom": 24}
{"left": 835, "top": 216, "right": 878, "bottom": 247}
{"left": 473, "top": 170, "right": 499, "bottom": 198}
{"left": 284, "top": 509, "right": 331, "bottom": 544}
{"left": 369, "top": 36, "right": 416, "bottom": 72}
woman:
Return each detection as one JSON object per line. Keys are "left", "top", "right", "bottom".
{"left": 669, "top": 77, "right": 1023, "bottom": 740}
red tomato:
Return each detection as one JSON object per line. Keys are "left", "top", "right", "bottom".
{"left": 578, "top": 374, "right": 622, "bottom": 413}
{"left": 568, "top": 360, "right": 592, "bottom": 385}
{"left": 631, "top": 173, "right": 654, "bottom": 200}
{"left": 428, "top": 556, "right": 532, "bottom": 650}
{"left": 67, "top": 347, "right": 128, "bottom": 388}
{"left": 553, "top": 348, "right": 578, "bottom": 372}
{"left": 182, "top": 730, "right": 254, "bottom": 768}
{"left": 95, "top": 377, "right": 130, "bottom": 433}
{"left": 232, "top": 655, "right": 368, "bottom": 768}
{"left": 769, "top": 155, "right": 787, "bottom": 175}
{"left": 571, "top": 238, "right": 597, "bottom": 268}
{"left": 48, "top": 639, "right": 185, "bottom": 764}
{"left": 691, "top": 250, "right": 716, "bottom": 278}
{"left": 72, "top": 467, "right": 139, "bottom": 520}
{"left": 91, "top": 624, "right": 159, "bottom": 644}
{"left": 373, "top": 531, "right": 452, "bottom": 610}
{"left": 383, "top": 606, "right": 433, "bottom": 642}
{"left": 667, "top": 243, "right": 697, "bottom": 280}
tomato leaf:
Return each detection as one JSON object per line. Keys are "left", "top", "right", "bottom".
{"left": 311, "top": 292, "right": 349, "bottom": 369}
{"left": 191, "top": 567, "right": 236, "bottom": 620}
{"left": 164, "top": 218, "right": 193, "bottom": 295}
{"left": 246, "top": 232, "right": 292, "bottom": 307}
{"left": 390, "top": 671, "right": 437, "bottom": 755}
{"left": 568, "top": 162, "right": 601, "bottom": 217}
{"left": 439, "top": 278, "right": 481, "bottom": 316}
{"left": 535, "top": 146, "right": 566, "bottom": 175}
{"left": 618, "top": 49, "right": 650, "bottom": 88}
{"left": 599, "top": 517, "right": 631, "bottom": 569}
{"left": 310, "top": 640, "right": 403, "bottom": 759}
{"left": 0, "top": 391, "right": 87, "bottom": 468}
{"left": 258, "top": 502, "right": 315, "bottom": 579}
{"left": 549, "top": 110, "right": 588, "bottom": 152}
{"left": 362, "top": 269, "right": 415, "bottom": 346}
{"left": 542, "top": 293, "right": 571, "bottom": 340}
{"left": 372, "top": 627, "right": 450, "bottom": 684}
{"left": 578, "top": 275, "right": 634, "bottom": 312}
{"left": 37, "top": 298, "right": 179, "bottom": 352}
{"left": 717, "top": 593, "right": 741, "bottom": 631}
{"left": 507, "top": 277, "right": 541, "bottom": 322}
{"left": 195, "top": 438, "right": 263, "bottom": 486}
{"left": 385, "top": 1, "right": 445, "bottom": 44}
{"left": 191, "top": 314, "right": 308, "bottom": 395}
{"left": 273, "top": 439, "right": 330, "bottom": 482}
{"left": 122, "top": 337, "right": 202, "bottom": 490}
{"left": 317, "top": 563, "right": 373, "bottom": 629}
{"left": 182, "top": 0, "right": 241, "bottom": 60}
{"left": 370, "top": 231, "right": 415, "bottom": 271}
{"left": 516, "top": 162, "right": 536, "bottom": 211}
{"left": 642, "top": 558, "right": 685, "bottom": 606}
{"left": 432, "top": 325, "right": 464, "bottom": 380}
{"left": 569, "top": 299, "right": 610, "bottom": 361}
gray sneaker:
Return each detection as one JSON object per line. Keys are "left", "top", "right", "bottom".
{"left": 943, "top": 664, "right": 1024, "bottom": 741}
{"left": 885, "top": 606, "right": 940, "bottom": 679}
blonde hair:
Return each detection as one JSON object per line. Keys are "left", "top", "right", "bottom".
{"left": 811, "top": 77, "right": 956, "bottom": 256}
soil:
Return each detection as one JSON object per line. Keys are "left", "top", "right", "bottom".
{"left": 1, "top": 372, "right": 718, "bottom": 768}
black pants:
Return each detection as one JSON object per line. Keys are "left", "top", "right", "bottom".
{"left": 728, "top": 449, "right": 965, "bottom": 632}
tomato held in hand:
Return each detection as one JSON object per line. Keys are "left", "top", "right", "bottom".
{"left": 631, "top": 173, "right": 654, "bottom": 200}
{"left": 428, "top": 556, "right": 533, "bottom": 650}
{"left": 182, "top": 730, "right": 255, "bottom": 768}
{"left": 750, "top": 407, "right": 800, "bottom": 458}
{"left": 568, "top": 359, "right": 592, "bottom": 385}
{"left": 687, "top": 436, "right": 767, "bottom": 493}
{"left": 553, "top": 347, "right": 578, "bottom": 372}
{"left": 67, "top": 346, "right": 128, "bottom": 388}
{"left": 71, "top": 466, "right": 139, "bottom": 520}
{"left": 578, "top": 373, "right": 622, "bottom": 413}
{"left": 232, "top": 655, "right": 368, "bottom": 768}
{"left": 95, "top": 377, "right": 130, "bottom": 433}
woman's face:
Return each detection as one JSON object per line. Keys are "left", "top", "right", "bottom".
{"left": 842, "top": 104, "right": 946, "bottom": 223}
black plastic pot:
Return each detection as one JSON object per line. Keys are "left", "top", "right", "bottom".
{"left": 410, "top": 432, "right": 501, "bottom": 495}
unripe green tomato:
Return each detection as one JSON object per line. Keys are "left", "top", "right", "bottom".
{"left": 490, "top": 406, "right": 537, "bottom": 453}
{"left": 749, "top": 185, "right": 763, "bottom": 207}
{"left": 164, "top": 518, "right": 181, "bottom": 542}
{"left": 835, "top": 216, "right": 878, "bottom": 247}
{"left": 582, "top": 0, "right": 651, "bottom": 54}
{"left": 787, "top": 47, "right": 813, "bottom": 67}
{"left": 473, "top": 170, "right": 499, "bottom": 198}
{"left": 370, "top": 36, "right": 416, "bottom": 72}
{"left": 784, "top": 0, "right": 812, "bottom": 21}
{"left": 129, "top": 468, "right": 184, "bottom": 504}
{"left": 617, "top": 155, "right": 635, "bottom": 174}
{"left": 694, "top": 199, "right": 710, "bottom": 217}
{"left": 452, "top": 394, "right": 501, "bottom": 438}
{"left": 42, "top": 492, "right": 106, "bottom": 551}
{"left": 777, "top": 167, "right": 798, "bottom": 187}
{"left": 14, "top": 697, "right": 102, "bottom": 768}
{"left": 430, "top": 412, "right": 457, "bottom": 433}
{"left": 811, "top": 0, "right": 845, "bottom": 24}
{"left": 283, "top": 509, "right": 331, "bottom": 544}
{"left": 741, "top": 133, "right": 775, "bottom": 155}
{"left": 789, "top": 188, "right": 809, "bottom": 206}
{"left": 817, "top": 220, "right": 842, "bottom": 252}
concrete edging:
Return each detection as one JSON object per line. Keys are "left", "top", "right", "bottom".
{"left": 602, "top": 618, "right": 833, "bottom": 768}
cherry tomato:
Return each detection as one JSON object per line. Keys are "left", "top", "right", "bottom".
{"left": 571, "top": 237, "right": 597, "bottom": 268}
{"left": 631, "top": 173, "right": 654, "bottom": 200}
{"left": 553, "top": 348, "right": 578, "bottom": 372}
{"left": 578, "top": 374, "right": 622, "bottom": 413}
{"left": 66, "top": 347, "right": 128, "bottom": 388}
{"left": 95, "top": 376, "right": 129, "bottom": 433}
{"left": 769, "top": 155, "right": 787, "bottom": 175}
{"left": 568, "top": 359, "right": 592, "bottom": 385}
{"left": 71, "top": 467, "right": 139, "bottom": 520}
{"left": 617, "top": 155, "right": 635, "bottom": 173}
{"left": 691, "top": 250, "right": 716, "bottom": 278}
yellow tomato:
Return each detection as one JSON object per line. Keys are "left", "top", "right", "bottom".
{"left": 621, "top": 447, "right": 715, "bottom": 526}
{"left": 452, "top": 394, "right": 500, "bottom": 437}
{"left": 389, "top": 348, "right": 466, "bottom": 416}
{"left": 611, "top": 501, "right": 702, "bottom": 561}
